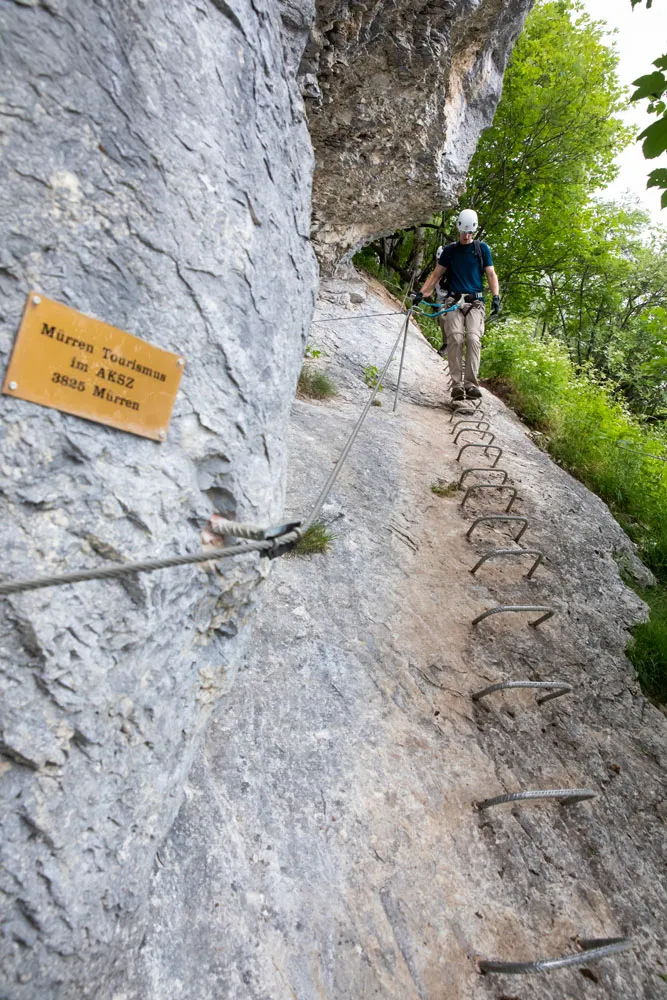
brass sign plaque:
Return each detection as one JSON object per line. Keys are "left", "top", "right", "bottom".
{"left": 2, "top": 293, "right": 185, "bottom": 441}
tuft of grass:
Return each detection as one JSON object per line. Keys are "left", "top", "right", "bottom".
{"left": 291, "top": 522, "right": 334, "bottom": 556}
{"left": 297, "top": 367, "right": 337, "bottom": 400}
{"left": 431, "top": 479, "right": 459, "bottom": 497}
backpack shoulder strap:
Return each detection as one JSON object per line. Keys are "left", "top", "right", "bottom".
{"left": 473, "top": 239, "right": 484, "bottom": 272}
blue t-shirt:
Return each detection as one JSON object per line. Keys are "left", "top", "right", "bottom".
{"left": 438, "top": 241, "right": 493, "bottom": 294}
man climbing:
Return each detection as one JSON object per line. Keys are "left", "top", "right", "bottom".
{"left": 414, "top": 210, "right": 500, "bottom": 401}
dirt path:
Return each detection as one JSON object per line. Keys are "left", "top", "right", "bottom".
{"left": 131, "top": 274, "right": 667, "bottom": 1000}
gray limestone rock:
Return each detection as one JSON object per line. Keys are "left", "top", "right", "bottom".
{"left": 0, "top": 1, "right": 316, "bottom": 996}
{"left": 130, "top": 276, "right": 667, "bottom": 999}
{"left": 304, "top": 0, "right": 535, "bottom": 267}
{"left": 0, "top": 0, "right": 566, "bottom": 996}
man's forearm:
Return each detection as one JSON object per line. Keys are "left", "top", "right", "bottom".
{"left": 485, "top": 267, "right": 500, "bottom": 296}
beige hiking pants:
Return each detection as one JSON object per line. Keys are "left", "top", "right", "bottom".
{"left": 440, "top": 298, "right": 485, "bottom": 389}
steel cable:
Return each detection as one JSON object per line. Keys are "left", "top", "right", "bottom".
{"left": 0, "top": 539, "right": 282, "bottom": 597}
{"left": 0, "top": 309, "right": 413, "bottom": 595}
{"left": 303, "top": 312, "right": 410, "bottom": 529}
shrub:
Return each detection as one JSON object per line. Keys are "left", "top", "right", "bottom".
{"left": 363, "top": 365, "right": 383, "bottom": 391}
{"left": 481, "top": 318, "right": 667, "bottom": 702}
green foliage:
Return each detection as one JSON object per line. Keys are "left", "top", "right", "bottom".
{"left": 292, "top": 522, "right": 334, "bottom": 556}
{"left": 481, "top": 319, "right": 572, "bottom": 425}
{"left": 413, "top": 312, "right": 442, "bottom": 351}
{"left": 355, "top": 3, "right": 667, "bottom": 419}
{"left": 627, "top": 586, "right": 667, "bottom": 704}
{"left": 462, "top": 0, "right": 632, "bottom": 304}
{"left": 297, "top": 366, "right": 338, "bottom": 400}
{"left": 629, "top": 4, "right": 667, "bottom": 207}
{"left": 363, "top": 365, "right": 383, "bottom": 391}
{"left": 481, "top": 319, "right": 667, "bottom": 700}
{"left": 304, "top": 343, "right": 323, "bottom": 359}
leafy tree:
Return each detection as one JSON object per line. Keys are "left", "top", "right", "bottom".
{"left": 533, "top": 201, "right": 667, "bottom": 417}
{"left": 630, "top": 0, "right": 667, "bottom": 207}
{"left": 355, "top": 1, "right": 667, "bottom": 419}
{"left": 459, "top": 0, "right": 632, "bottom": 307}
{"left": 364, "top": 1, "right": 633, "bottom": 300}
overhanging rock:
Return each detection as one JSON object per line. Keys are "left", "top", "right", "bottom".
{"left": 304, "top": 0, "right": 534, "bottom": 269}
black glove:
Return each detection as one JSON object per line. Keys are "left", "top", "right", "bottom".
{"left": 491, "top": 295, "right": 501, "bottom": 315}
{"left": 412, "top": 291, "right": 424, "bottom": 305}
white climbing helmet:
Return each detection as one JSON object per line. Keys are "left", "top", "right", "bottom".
{"left": 456, "top": 209, "right": 478, "bottom": 234}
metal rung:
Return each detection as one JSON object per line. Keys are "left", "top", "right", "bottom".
{"left": 461, "top": 484, "right": 517, "bottom": 512}
{"left": 449, "top": 408, "right": 489, "bottom": 423}
{"left": 475, "top": 788, "right": 598, "bottom": 811}
{"left": 466, "top": 515, "right": 528, "bottom": 543}
{"left": 457, "top": 443, "right": 502, "bottom": 466}
{"left": 472, "top": 605, "right": 554, "bottom": 627}
{"left": 478, "top": 937, "right": 632, "bottom": 975}
{"left": 458, "top": 467, "right": 508, "bottom": 487}
{"left": 471, "top": 679, "right": 573, "bottom": 704}
{"left": 453, "top": 429, "right": 495, "bottom": 446}
{"left": 450, "top": 419, "right": 490, "bottom": 435}
{"left": 469, "top": 547, "right": 543, "bottom": 578}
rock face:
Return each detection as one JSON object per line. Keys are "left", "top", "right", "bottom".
{"left": 1, "top": 0, "right": 547, "bottom": 996}
{"left": 304, "top": 0, "right": 534, "bottom": 268}
{"left": 0, "top": 1, "right": 316, "bottom": 997}
{"left": 131, "top": 276, "right": 667, "bottom": 1000}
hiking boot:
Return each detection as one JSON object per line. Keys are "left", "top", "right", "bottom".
{"left": 465, "top": 385, "right": 482, "bottom": 399}
{"left": 451, "top": 386, "right": 465, "bottom": 402}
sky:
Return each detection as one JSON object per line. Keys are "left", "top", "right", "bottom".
{"left": 580, "top": 0, "right": 667, "bottom": 221}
